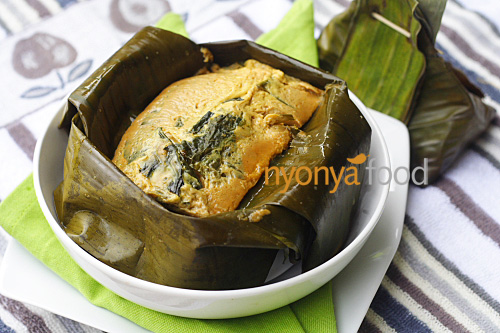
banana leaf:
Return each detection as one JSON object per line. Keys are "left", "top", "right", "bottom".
{"left": 318, "top": 0, "right": 495, "bottom": 185}
{"left": 415, "top": 0, "right": 447, "bottom": 43}
{"left": 54, "top": 27, "right": 371, "bottom": 290}
{"left": 408, "top": 23, "right": 495, "bottom": 184}
{"left": 317, "top": 0, "right": 426, "bottom": 123}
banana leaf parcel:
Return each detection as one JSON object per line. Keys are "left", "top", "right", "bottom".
{"left": 318, "top": 0, "right": 495, "bottom": 185}
{"left": 54, "top": 27, "right": 371, "bottom": 290}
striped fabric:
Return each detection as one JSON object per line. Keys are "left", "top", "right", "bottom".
{"left": 0, "top": 0, "right": 87, "bottom": 37}
{"left": 0, "top": 0, "right": 499, "bottom": 332}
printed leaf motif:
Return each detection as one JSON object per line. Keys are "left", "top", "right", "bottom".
{"left": 68, "top": 59, "right": 93, "bottom": 83}
{"left": 13, "top": 32, "right": 77, "bottom": 79}
{"left": 21, "top": 86, "right": 57, "bottom": 99}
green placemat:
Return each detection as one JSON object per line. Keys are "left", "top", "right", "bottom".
{"left": 255, "top": 0, "right": 318, "bottom": 67}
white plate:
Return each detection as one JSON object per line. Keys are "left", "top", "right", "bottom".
{"left": 332, "top": 109, "right": 409, "bottom": 333}
{"left": 0, "top": 109, "right": 408, "bottom": 332}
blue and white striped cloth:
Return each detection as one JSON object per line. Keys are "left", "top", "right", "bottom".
{"left": 0, "top": 0, "right": 499, "bottom": 331}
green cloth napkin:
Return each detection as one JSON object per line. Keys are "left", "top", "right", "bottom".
{"left": 0, "top": 1, "right": 337, "bottom": 332}
{"left": 255, "top": 0, "right": 318, "bottom": 67}
{"left": 155, "top": 12, "right": 189, "bottom": 38}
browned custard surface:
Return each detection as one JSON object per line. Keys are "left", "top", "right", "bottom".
{"left": 112, "top": 59, "right": 324, "bottom": 217}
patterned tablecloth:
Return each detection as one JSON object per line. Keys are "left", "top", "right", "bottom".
{"left": 0, "top": 0, "right": 499, "bottom": 332}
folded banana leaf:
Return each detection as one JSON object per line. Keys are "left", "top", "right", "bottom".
{"left": 408, "top": 25, "right": 495, "bottom": 184}
{"left": 54, "top": 27, "right": 371, "bottom": 290}
{"left": 318, "top": 0, "right": 426, "bottom": 123}
{"left": 318, "top": 0, "right": 495, "bottom": 185}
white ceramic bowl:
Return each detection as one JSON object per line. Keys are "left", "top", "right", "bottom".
{"left": 33, "top": 92, "right": 390, "bottom": 319}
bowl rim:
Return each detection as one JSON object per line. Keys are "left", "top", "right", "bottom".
{"left": 33, "top": 90, "right": 390, "bottom": 300}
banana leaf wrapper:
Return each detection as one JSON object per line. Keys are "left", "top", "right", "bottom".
{"left": 408, "top": 25, "right": 495, "bottom": 184}
{"left": 317, "top": 0, "right": 495, "bottom": 185}
{"left": 54, "top": 27, "right": 371, "bottom": 290}
{"left": 317, "top": 0, "right": 426, "bottom": 123}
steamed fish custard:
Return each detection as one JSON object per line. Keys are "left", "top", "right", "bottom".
{"left": 54, "top": 28, "right": 372, "bottom": 290}
{"left": 113, "top": 59, "right": 324, "bottom": 217}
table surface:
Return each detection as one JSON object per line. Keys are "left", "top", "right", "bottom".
{"left": 0, "top": 0, "right": 499, "bottom": 332}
